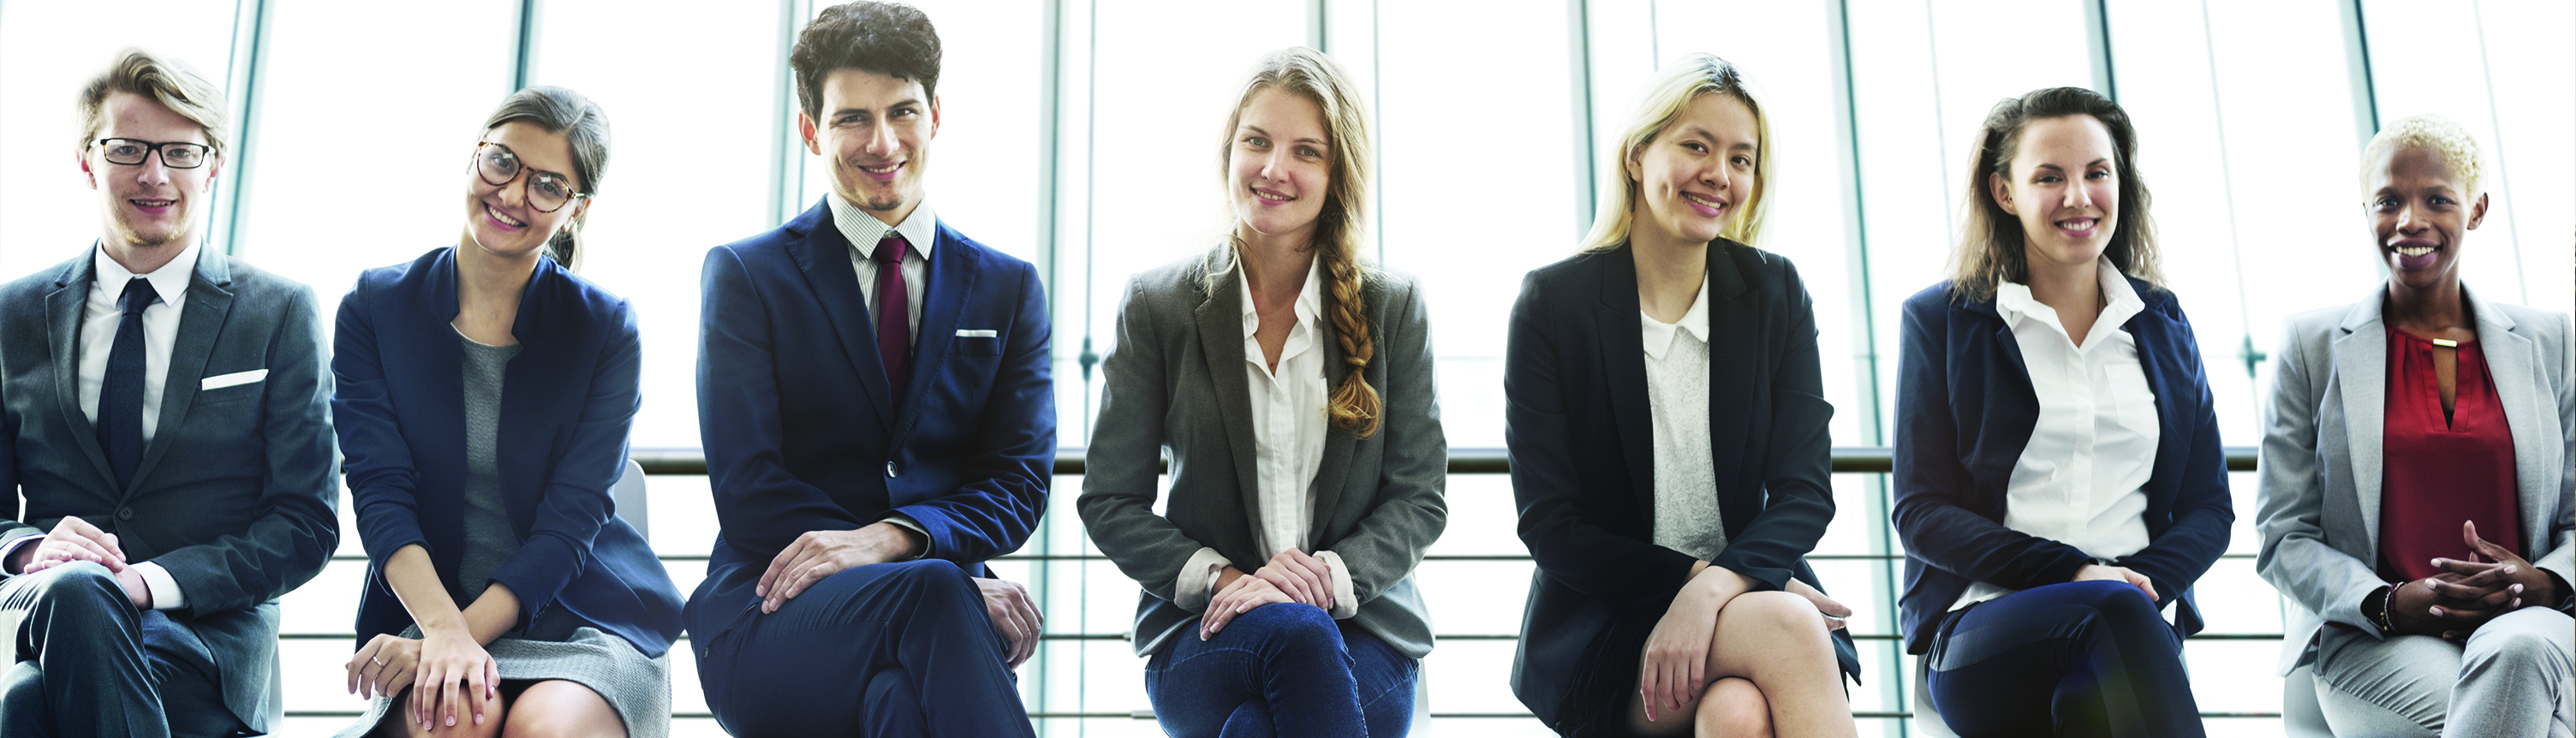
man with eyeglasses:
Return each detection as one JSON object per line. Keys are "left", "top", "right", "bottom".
{"left": 0, "top": 50, "right": 337, "bottom": 738}
{"left": 686, "top": 3, "right": 1052, "bottom": 735}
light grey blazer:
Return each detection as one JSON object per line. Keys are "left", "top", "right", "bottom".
{"left": 2255, "top": 283, "right": 2574, "bottom": 675}
{"left": 1077, "top": 250, "right": 1447, "bottom": 659}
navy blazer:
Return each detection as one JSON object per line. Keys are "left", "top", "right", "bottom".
{"left": 335, "top": 247, "right": 683, "bottom": 658}
{"left": 1506, "top": 241, "right": 1859, "bottom": 726}
{"left": 684, "top": 200, "right": 1054, "bottom": 644}
{"left": 1890, "top": 277, "right": 2234, "bottom": 654}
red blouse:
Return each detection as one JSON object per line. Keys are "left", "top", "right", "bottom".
{"left": 2378, "top": 328, "right": 2522, "bottom": 582}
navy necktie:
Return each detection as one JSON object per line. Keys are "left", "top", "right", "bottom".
{"left": 100, "top": 277, "right": 159, "bottom": 489}
{"left": 874, "top": 235, "right": 913, "bottom": 404}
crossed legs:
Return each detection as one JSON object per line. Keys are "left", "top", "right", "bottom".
{"left": 0, "top": 562, "right": 239, "bottom": 738}
{"left": 374, "top": 681, "right": 624, "bottom": 738}
{"left": 1625, "top": 590, "right": 1854, "bottom": 738}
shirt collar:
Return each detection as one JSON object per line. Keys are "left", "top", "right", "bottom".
{"left": 1995, "top": 256, "right": 2145, "bottom": 348}
{"left": 1236, "top": 255, "right": 1326, "bottom": 334}
{"left": 828, "top": 194, "right": 939, "bottom": 261}
{"left": 1638, "top": 274, "right": 1712, "bottom": 360}
{"left": 92, "top": 239, "right": 199, "bottom": 307}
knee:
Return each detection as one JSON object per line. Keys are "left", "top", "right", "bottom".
{"left": 1728, "top": 591, "right": 1829, "bottom": 643}
{"left": 880, "top": 558, "right": 975, "bottom": 598}
{"left": 1, "top": 663, "right": 43, "bottom": 705}
{"left": 25, "top": 561, "right": 124, "bottom": 606}
{"left": 498, "top": 682, "right": 619, "bottom": 738}
{"left": 2465, "top": 612, "right": 2573, "bottom": 675}
{"left": 1237, "top": 603, "right": 1341, "bottom": 647}
{"left": 1694, "top": 678, "right": 1772, "bottom": 738}
{"left": 2057, "top": 580, "right": 2162, "bottom": 625}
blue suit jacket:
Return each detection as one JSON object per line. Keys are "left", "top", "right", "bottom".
{"left": 334, "top": 248, "right": 683, "bottom": 658}
{"left": 1891, "top": 277, "right": 2234, "bottom": 654}
{"left": 684, "top": 200, "right": 1054, "bottom": 643}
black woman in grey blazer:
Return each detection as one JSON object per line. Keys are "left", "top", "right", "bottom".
{"left": 1078, "top": 48, "right": 1445, "bottom": 738}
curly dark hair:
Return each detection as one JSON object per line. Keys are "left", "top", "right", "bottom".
{"left": 790, "top": 2, "right": 942, "bottom": 121}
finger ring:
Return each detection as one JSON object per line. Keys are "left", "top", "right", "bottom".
{"left": 371, "top": 656, "right": 386, "bottom": 667}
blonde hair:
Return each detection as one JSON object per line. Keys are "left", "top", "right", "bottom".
{"left": 1949, "top": 86, "right": 2162, "bottom": 301}
{"left": 77, "top": 49, "right": 230, "bottom": 157}
{"left": 1208, "top": 47, "right": 1382, "bottom": 438}
{"left": 1580, "top": 53, "right": 1774, "bottom": 252}
{"left": 2362, "top": 114, "right": 2487, "bottom": 198}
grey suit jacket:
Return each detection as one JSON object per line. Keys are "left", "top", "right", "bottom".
{"left": 2255, "top": 283, "right": 2574, "bottom": 675}
{"left": 0, "top": 247, "right": 341, "bottom": 732}
{"left": 1078, "top": 250, "right": 1447, "bottom": 659}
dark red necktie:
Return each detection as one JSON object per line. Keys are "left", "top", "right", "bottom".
{"left": 874, "top": 235, "right": 912, "bottom": 399}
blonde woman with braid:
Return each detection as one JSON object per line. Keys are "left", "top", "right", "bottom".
{"left": 1079, "top": 47, "right": 1446, "bottom": 738}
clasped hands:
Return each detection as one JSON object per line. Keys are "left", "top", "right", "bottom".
{"left": 754, "top": 522, "right": 1043, "bottom": 669}
{"left": 1199, "top": 549, "right": 1338, "bottom": 641}
{"left": 9, "top": 515, "right": 149, "bottom": 608}
{"left": 2389, "top": 521, "right": 2558, "bottom": 640}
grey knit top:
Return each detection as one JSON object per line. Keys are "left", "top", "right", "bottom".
{"left": 455, "top": 330, "right": 522, "bottom": 601}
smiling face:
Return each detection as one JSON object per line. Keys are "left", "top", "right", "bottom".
{"left": 2364, "top": 143, "right": 2485, "bottom": 293}
{"left": 462, "top": 121, "right": 586, "bottom": 260}
{"left": 1991, "top": 115, "right": 2120, "bottom": 272}
{"left": 81, "top": 91, "right": 220, "bottom": 254}
{"left": 1228, "top": 88, "right": 1333, "bottom": 246}
{"left": 1625, "top": 92, "right": 1758, "bottom": 248}
{"left": 802, "top": 68, "right": 938, "bottom": 225}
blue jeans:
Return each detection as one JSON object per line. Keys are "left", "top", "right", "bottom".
{"left": 1144, "top": 603, "right": 1416, "bottom": 738}
{"left": 1924, "top": 580, "right": 2203, "bottom": 738}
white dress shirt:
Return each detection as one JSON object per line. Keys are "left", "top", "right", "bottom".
{"left": 1953, "top": 258, "right": 2162, "bottom": 614}
{"left": 1643, "top": 276, "right": 1729, "bottom": 562}
{"left": 0, "top": 242, "right": 201, "bottom": 609}
{"left": 1174, "top": 258, "right": 1358, "bottom": 619}
{"left": 827, "top": 193, "right": 937, "bottom": 347}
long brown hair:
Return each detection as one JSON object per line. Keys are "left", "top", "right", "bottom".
{"left": 1207, "top": 47, "right": 1381, "bottom": 438}
{"left": 1950, "top": 86, "right": 2161, "bottom": 301}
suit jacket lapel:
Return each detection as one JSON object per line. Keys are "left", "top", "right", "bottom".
{"left": 44, "top": 257, "right": 118, "bottom": 491}
{"left": 1193, "top": 260, "right": 1267, "bottom": 536}
{"left": 2464, "top": 288, "right": 2555, "bottom": 556}
{"left": 786, "top": 201, "right": 893, "bottom": 430}
{"left": 2331, "top": 296, "right": 2388, "bottom": 547}
{"left": 1594, "top": 247, "right": 1658, "bottom": 521}
{"left": 1702, "top": 245, "right": 1755, "bottom": 528}
{"left": 894, "top": 223, "right": 975, "bottom": 444}
{"left": 127, "top": 249, "right": 235, "bottom": 497}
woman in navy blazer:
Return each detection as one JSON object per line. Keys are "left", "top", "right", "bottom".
{"left": 1508, "top": 56, "right": 1859, "bottom": 738}
{"left": 332, "top": 87, "right": 682, "bottom": 738}
{"left": 1892, "top": 87, "right": 2230, "bottom": 738}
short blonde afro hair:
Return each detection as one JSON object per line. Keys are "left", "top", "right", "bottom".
{"left": 2362, "top": 114, "right": 2486, "bottom": 198}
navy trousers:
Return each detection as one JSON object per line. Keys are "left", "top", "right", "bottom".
{"left": 1924, "top": 580, "right": 2204, "bottom": 738}
{"left": 0, "top": 562, "right": 239, "bottom": 738}
{"left": 695, "top": 558, "right": 1035, "bottom": 738}
{"left": 1144, "top": 603, "right": 1416, "bottom": 738}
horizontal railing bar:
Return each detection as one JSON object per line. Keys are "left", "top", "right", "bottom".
{"left": 280, "top": 630, "right": 2290, "bottom": 641}
{"left": 632, "top": 446, "right": 2261, "bottom": 477}
{"left": 278, "top": 710, "right": 2287, "bottom": 721}
{"left": 325, "top": 551, "right": 2266, "bottom": 564}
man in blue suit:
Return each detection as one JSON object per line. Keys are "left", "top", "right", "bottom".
{"left": 684, "top": 3, "right": 1053, "bottom": 736}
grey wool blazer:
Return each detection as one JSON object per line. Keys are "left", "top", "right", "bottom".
{"left": 0, "top": 247, "right": 341, "bottom": 733}
{"left": 2255, "top": 283, "right": 2574, "bottom": 675}
{"left": 1078, "top": 249, "right": 1447, "bottom": 659}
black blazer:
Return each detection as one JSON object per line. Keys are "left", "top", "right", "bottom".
{"left": 335, "top": 248, "right": 684, "bottom": 658}
{"left": 1890, "top": 279, "right": 2233, "bottom": 654}
{"left": 1505, "top": 241, "right": 1859, "bottom": 726}
{"left": 0, "top": 247, "right": 341, "bottom": 734}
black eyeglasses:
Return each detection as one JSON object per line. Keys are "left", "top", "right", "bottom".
{"left": 471, "top": 141, "right": 587, "bottom": 213}
{"left": 92, "top": 139, "right": 212, "bottom": 169}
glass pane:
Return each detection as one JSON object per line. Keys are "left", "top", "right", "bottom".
{"left": 0, "top": 0, "right": 239, "bottom": 279}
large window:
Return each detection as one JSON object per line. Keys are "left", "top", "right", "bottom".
{"left": 1, "top": 2, "right": 2567, "bottom": 736}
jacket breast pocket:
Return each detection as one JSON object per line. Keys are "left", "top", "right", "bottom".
{"left": 194, "top": 381, "right": 265, "bottom": 408}
{"left": 950, "top": 336, "right": 1003, "bottom": 356}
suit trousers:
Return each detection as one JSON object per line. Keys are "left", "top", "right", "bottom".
{"left": 695, "top": 558, "right": 1034, "bottom": 738}
{"left": 1924, "top": 580, "right": 2203, "bottom": 738}
{"left": 0, "top": 562, "right": 239, "bottom": 738}
{"left": 1143, "top": 603, "right": 1416, "bottom": 738}
{"left": 2313, "top": 606, "right": 2574, "bottom": 738}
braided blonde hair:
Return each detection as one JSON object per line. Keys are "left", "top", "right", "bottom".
{"left": 1208, "top": 47, "right": 1381, "bottom": 438}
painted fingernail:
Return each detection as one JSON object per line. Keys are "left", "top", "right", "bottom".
{"left": 2511, "top": 584, "right": 2524, "bottom": 593}
{"left": 2503, "top": 566, "right": 2517, "bottom": 574}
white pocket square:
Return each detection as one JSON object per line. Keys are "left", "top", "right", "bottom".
{"left": 200, "top": 369, "right": 267, "bottom": 390}
{"left": 955, "top": 329, "right": 998, "bottom": 338}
